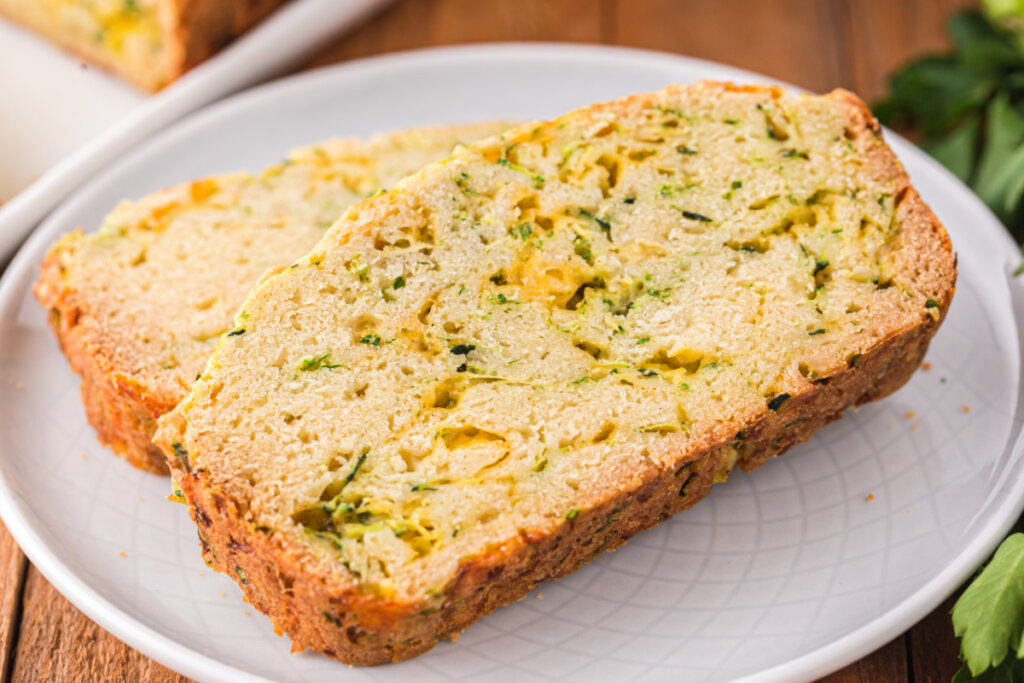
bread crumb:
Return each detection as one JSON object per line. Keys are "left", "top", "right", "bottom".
{"left": 865, "top": 494, "right": 874, "bottom": 502}
{"left": 904, "top": 411, "right": 916, "bottom": 419}
{"left": 911, "top": 424, "right": 919, "bottom": 431}
{"left": 887, "top": 424, "right": 893, "bottom": 430}
{"left": 243, "top": 610, "right": 250, "bottom": 615}
{"left": 907, "top": 508, "right": 913, "bottom": 513}
{"left": 921, "top": 361, "right": 932, "bottom": 371}
{"left": 199, "top": 572, "right": 204, "bottom": 576}
{"left": 80, "top": 453, "right": 87, "bottom": 460}
{"left": 119, "top": 552, "right": 126, "bottom": 557}
{"left": 7, "top": 377, "right": 23, "bottom": 390}
{"left": 219, "top": 591, "right": 225, "bottom": 597}
{"left": 536, "top": 593, "right": 543, "bottom": 600}
{"left": 962, "top": 405, "right": 970, "bottom": 413}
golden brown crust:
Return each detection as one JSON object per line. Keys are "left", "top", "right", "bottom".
{"left": 35, "top": 241, "right": 174, "bottom": 473}
{"left": 160, "top": 84, "right": 957, "bottom": 665}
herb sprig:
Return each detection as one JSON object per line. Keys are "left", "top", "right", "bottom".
{"left": 952, "top": 533, "right": 1024, "bottom": 680}
{"left": 875, "top": 8, "right": 1024, "bottom": 238}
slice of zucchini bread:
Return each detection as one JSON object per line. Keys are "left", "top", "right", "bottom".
{"left": 34, "top": 122, "right": 511, "bottom": 473}
{"left": 154, "top": 82, "right": 955, "bottom": 665}
{"left": 0, "top": 0, "right": 288, "bottom": 91}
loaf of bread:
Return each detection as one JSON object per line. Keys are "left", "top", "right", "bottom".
{"left": 34, "top": 122, "right": 511, "bottom": 472}
{"left": 0, "top": 0, "right": 286, "bottom": 90}
{"left": 153, "top": 82, "right": 955, "bottom": 665}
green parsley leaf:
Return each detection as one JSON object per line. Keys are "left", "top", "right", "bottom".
{"left": 953, "top": 533, "right": 1024, "bottom": 676}
{"left": 874, "top": 9, "right": 1024, "bottom": 238}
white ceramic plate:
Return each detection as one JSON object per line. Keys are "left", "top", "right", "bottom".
{"left": 1, "top": 44, "right": 1022, "bottom": 683}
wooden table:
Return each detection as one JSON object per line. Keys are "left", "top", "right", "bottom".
{"left": 0, "top": 0, "right": 979, "bottom": 680}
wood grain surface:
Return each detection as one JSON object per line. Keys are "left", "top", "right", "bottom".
{"left": 0, "top": 0, "right": 980, "bottom": 680}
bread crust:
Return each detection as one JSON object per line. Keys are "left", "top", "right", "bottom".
{"left": 156, "top": 84, "right": 957, "bottom": 665}
{"left": 0, "top": 0, "right": 286, "bottom": 91}
{"left": 35, "top": 240, "right": 176, "bottom": 473}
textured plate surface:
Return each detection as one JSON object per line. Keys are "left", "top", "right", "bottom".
{"left": 0, "top": 44, "right": 1023, "bottom": 683}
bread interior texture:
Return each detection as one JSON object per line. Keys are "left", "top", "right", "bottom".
{"left": 163, "top": 84, "right": 947, "bottom": 605}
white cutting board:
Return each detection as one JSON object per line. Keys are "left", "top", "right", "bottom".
{"left": 0, "top": 20, "right": 142, "bottom": 202}
{"left": 0, "top": 0, "right": 393, "bottom": 262}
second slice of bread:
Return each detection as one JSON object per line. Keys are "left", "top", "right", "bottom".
{"left": 34, "top": 122, "right": 512, "bottom": 473}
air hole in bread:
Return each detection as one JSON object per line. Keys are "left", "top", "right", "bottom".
{"left": 628, "top": 148, "right": 658, "bottom": 161}
{"left": 516, "top": 195, "right": 538, "bottom": 215}
{"left": 596, "top": 154, "right": 620, "bottom": 195}
{"left": 643, "top": 348, "right": 705, "bottom": 374}
{"left": 574, "top": 341, "right": 605, "bottom": 360}
{"left": 749, "top": 195, "right": 780, "bottom": 210}
{"left": 592, "top": 422, "right": 615, "bottom": 443}
{"left": 347, "top": 314, "right": 377, "bottom": 342}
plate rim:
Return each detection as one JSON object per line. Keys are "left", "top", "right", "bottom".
{"left": 1, "top": 41, "right": 1022, "bottom": 683}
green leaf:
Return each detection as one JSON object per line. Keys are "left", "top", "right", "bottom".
{"left": 953, "top": 655, "right": 1024, "bottom": 682}
{"left": 877, "top": 55, "right": 997, "bottom": 135}
{"left": 952, "top": 10, "right": 1006, "bottom": 51}
{"left": 974, "top": 94, "right": 1024, "bottom": 222}
{"left": 951, "top": 10, "right": 1023, "bottom": 71}
{"left": 952, "top": 533, "right": 1024, "bottom": 676}
{"left": 1002, "top": 155, "right": 1024, "bottom": 217}
{"left": 924, "top": 114, "right": 980, "bottom": 182}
